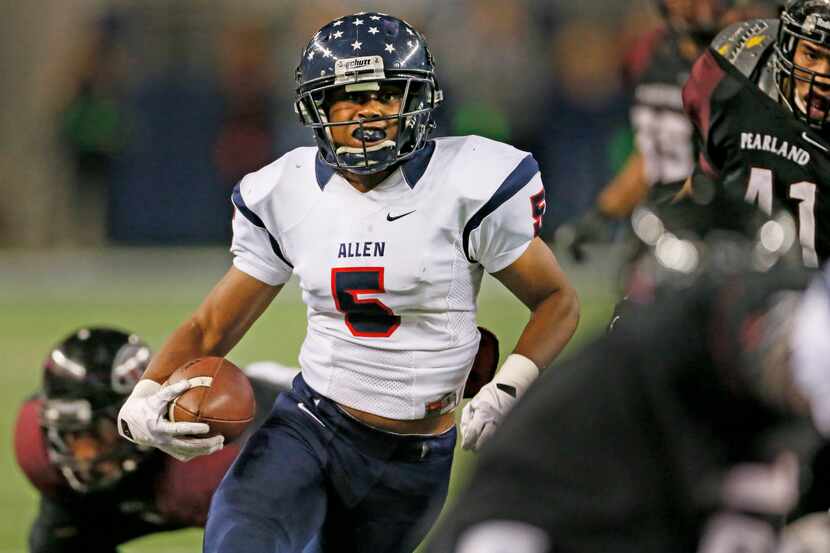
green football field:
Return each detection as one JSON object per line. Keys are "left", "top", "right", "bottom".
{"left": 0, "top": 247, "right": 617, "bottom": 553}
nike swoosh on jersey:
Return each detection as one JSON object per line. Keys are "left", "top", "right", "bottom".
{"left": 297, "top": 402, "right": 327, "bottom": 429}
{"left": 386, "top": 210, "right": 416, "bottom": 222}
{"left": 802, "top": 132, "right": 829, "bottom": 153}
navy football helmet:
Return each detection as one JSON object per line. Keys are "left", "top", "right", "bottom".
{"left": 40, "top": 327, "right": 152, "bottom": 492}
{"left": 775, "top": 0, "right": 830, "bottom": 131}
{"left": 295, "top": 12, "right": 443, "bottom": 174}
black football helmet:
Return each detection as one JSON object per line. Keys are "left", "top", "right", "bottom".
{"left": 40, "top": 327, "right": 152, "bottom": 492}
{"left": 295, "top": 12, "right": 442, "bottom": 175}
{"left": 775, "top": 0, "right": 830, "bottom": 131}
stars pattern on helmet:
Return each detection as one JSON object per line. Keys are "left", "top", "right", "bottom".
{"left": 301, "top": 14, "right": 434, "bottom": 84}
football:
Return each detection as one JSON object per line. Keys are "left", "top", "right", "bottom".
{"left": 165, "top": 357, "right": 256, "bottom": 442}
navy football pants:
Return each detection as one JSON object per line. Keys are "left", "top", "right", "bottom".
{"left": 203, "top": 375, "right": 456, "bottom": 553}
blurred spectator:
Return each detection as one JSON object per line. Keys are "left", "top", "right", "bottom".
{"left": 14, "top": 1, "right": 665, "bottom": 246}
{"left": 56, "top": 11, "right": 130, "bottom": 245}
{"left": 213, "top": 22, "right": 278, "bottom": 230}
{"left": 533, "top": 19, "right": 630, "bottom": 238}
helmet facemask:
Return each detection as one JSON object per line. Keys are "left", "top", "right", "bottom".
{"left": 40, "top": 400, "right": 147, "bottom": 493}
{"left": 775, "top": 3, "right": 830, "bottom": 132}
{"left": 296, "top": 76, "right": 439, "bottom": 175}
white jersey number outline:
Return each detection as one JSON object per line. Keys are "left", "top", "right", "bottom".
{"left": 745, "top": 167, "right": 818, "bottom": 268}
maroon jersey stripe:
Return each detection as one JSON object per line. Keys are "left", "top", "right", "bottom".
{"left": 683, "top": 49, "right": 727, "bottom": 143}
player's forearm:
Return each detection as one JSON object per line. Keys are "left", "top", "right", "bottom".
{"left": 142, "top": 269, "right": 282, "bottom": 384}
{"left": 142, "top": 318, "right": 226, "bottom": 384}
{"left": 597, "top": 151, "right": 647, "bottom": 218}
{"left": 512, "top": 284, "right": 579, "bottom": 370}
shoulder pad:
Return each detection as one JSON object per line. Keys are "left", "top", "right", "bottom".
{"left": 439, "top": 136, "right": 536, "bottom": 210}
{"left": 711, "top": 19, "right": 778, "bottom": 78}
{"left": 14, "top": 399, "right": 67, "bottom": 497}
{"left": 240, "top": 147, "right": 312, "bottom": 203}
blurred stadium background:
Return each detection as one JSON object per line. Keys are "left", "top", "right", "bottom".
{"left": 1, "top": 0, "right": 655, "bottom": 550}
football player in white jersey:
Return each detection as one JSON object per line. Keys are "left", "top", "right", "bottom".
{"left": 116, "top": 11, "right": 579, "bottom": 553}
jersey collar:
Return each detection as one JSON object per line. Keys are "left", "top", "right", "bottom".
{"left": 401, "top": 140, "right": 435, "bottom": 189}
{"left": 315, "top": 140, "right": 436, "bottom": 191}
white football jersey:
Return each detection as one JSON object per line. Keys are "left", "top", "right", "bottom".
{"left": 231, "top": 135, "right": 546, "bottom": 419}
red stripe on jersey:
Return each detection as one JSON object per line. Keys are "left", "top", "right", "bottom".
{"left": 683, "top": 49, "right": 726, "bottom": 141}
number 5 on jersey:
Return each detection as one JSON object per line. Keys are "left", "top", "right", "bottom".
{"left": 331, "top": 267, "right": 401, "bottom": 337}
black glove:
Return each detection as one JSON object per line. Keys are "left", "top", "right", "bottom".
{"left": 556, "top": 208, "right": 614, "bottom": 263}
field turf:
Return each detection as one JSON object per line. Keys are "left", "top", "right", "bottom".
{"left": 0, "top": 247, "right": 616, "bottom": 552}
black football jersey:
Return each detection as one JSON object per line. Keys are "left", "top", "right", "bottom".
{"left": 426, "top": 268, "right": 814, "bottom": 553}
{"left": 624, "top": 28, "right": 695, "bottom": 201}
{"left": 684, "top": 19, "right": 830, "bottom": 267}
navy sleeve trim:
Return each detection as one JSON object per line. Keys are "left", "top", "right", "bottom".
{"left": 462, "top": 154, "right": 539, "bottom": 263}
{"left": 232, "top": 183, "right": 293, "bottom": 268}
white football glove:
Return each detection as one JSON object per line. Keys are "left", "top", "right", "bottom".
{"left": 117, "top": 379, "right": 224, "bottom": 462}
{"left": 461, "top": 354, "right": 539, "bottom": 451}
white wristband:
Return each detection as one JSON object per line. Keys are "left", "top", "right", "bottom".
{"left": 493, "top": 353, "right": 540, "bottom": 396}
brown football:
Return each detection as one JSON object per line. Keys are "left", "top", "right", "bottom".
{"left": 165, "top": 357, "right": 255, "bottom": 442}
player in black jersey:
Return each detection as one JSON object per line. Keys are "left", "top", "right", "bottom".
{"left": 565, "top": 0, "right": 774, "bottom": 260}
{"left": 13, "top": 327, "right": 288, "bottom": 553}
{"left": 683, "top": 0, "right": 830, "bottom": 267}
{"left": 14, "top": 326, "right": 498, "bottom": 553}
{"left": 424, "top": 242, "right": 830, "bottom": 553}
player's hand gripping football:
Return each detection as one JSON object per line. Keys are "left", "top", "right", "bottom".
{"left": 460, "top": 354, "right": 539, "bottom": 451}
{"left": 117, "top": 379, "right": 224, "bottom": 462}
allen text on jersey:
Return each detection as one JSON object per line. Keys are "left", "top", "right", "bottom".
{"left": 338, "top": 241, "right": 386, "bottom": 258}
